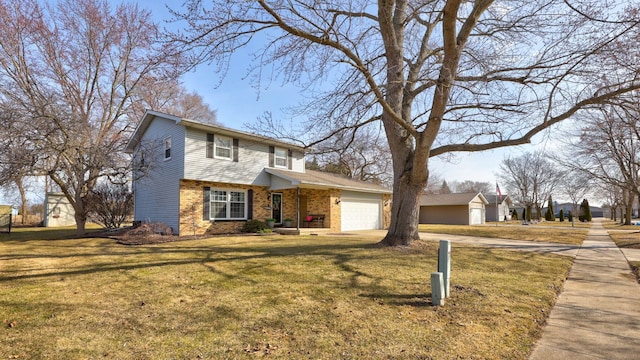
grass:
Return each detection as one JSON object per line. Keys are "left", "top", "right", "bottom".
{"left": 0, "top": 228, "right": 574, "bottom": 359}
{"left": 419, "top": 223, "right": 588, "bottom": 245}
{"left": 609, "top": 229, "right": 640, "bottom": 283}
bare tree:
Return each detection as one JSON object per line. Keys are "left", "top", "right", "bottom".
{"left": 452, "top": 180, "right": 492, "bottom": 195}
{"left": 424, "top": 171, "right": 444, "bottom": 195}
{"left": 129, "top": 78, "right": 219, "bottom": 123}
{"left": 305, "top": 125, "right": 393, "bottom": 186}
{"left": 498, "top": 152, "right": 561, "bottom": 220}
{"left": 0, "top": 101, "right": 37, "bottom": 224}
{"left": 558, "top": 172, "right": 593, "bottom": 216}
{"left": 560, "top": 103, "right": 640, "bottom": 224}
{"left": 0, "top": 0, "right": 175, "bottom": 234}
{"left": 170, "top": 0, "right": 640, "bottom": 245}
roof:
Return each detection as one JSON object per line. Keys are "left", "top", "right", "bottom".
{"left": 420, "top": 192, "right": 489, "bottom": 206}
{"left": 265, "top": 168, "right": 392, "bottom": 194}
{"left": 484, "top": 194, "right": 512, "bottom": 206}
{"left": 125, "top": 110, "right": 306, "bottom": 153}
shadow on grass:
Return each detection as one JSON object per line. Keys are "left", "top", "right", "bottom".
{"left": 0, "top": 234, "right": 389, "bottom": 285}
{"left": 359, "top": 292, "right": 432, "bottom": 307}
{"left": 0, "top": 227, "right": 104, "bottom": 242}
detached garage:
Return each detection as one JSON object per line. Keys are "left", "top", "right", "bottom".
{"left": 419, "top": 192, "right": 488, "bottom": 225}
{"left": 340, "top": 191, "right": 382, "bottom": 231}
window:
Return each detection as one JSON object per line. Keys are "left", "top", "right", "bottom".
{"left": 274, "top": 148, "right": 287, "bottom": 168}
{"left": 214, "top": 135, "right": 232, "bottom": 160}
{"left": 164, "top": 137, "right": 172, "bottom": 160}
{"left": 210, "top": 189, "right": 246, "bottom": 220}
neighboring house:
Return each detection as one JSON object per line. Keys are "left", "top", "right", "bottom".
{"left": 419, "top": 192, "right": 488, "bottom": 225}
{"left": 0, "top": 205, "right": 11, "bottom": 215}
{"left": 44, "top": 193, "right": 76, "bottom": 227}
{"left": 0, "top": 205, "right": 11, "bottom": 230}
{"left": 124, "top": 110, "right": 392, "bottom": 235}
{"left": 550, "top": 203, "right": 604, "bottom": 218}
{"left": 484, "top": 195, "right": 512, "bottom": 222}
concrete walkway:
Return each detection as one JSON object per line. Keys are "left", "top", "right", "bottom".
{"left": 529, "top": 219, "right": 640, "bottom": 359}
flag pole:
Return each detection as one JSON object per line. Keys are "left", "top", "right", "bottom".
{"left": 495, "top": 182, "right": 500, "bottom": 227}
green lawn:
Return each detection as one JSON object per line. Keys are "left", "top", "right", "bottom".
{"left": 1, "top": 228, "right": 574, "bottom": 359}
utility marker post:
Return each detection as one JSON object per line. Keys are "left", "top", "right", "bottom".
{"left": 438, "top": 240, "right": 451, "bottom": 298}
{"left": 431, "top": 272, "right": 445, "bottom": 306}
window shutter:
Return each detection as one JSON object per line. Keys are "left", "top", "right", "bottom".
{"left": 287, "top": 149, "right": 293, "bottom": 170}
{"left": 247, "top": 189, "right": 253, "bottom": 220}
{"left": 233, "top": 138, "right": 239, "bottom": 162}
{"left": 269, "top": 146, "right": 274, "bottom": 167}
{"left": 206, "top": 133, "right": 214, "bottom": 158}
{"left": 203, "top": 187, "right": 210, "bottom": 220}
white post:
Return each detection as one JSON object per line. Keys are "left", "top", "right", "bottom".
{"left": 431, "top": 272, "right": 445, "bottom": 306}
{"left": 438, "top": 240, "right": 451, "bottom": 298}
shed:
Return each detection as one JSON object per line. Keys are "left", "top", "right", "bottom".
{"left": 44, "top": 193, "right": 76, "bottom": 227}
{"left": 419, "top": 192, "right": 489, "bottom": 225}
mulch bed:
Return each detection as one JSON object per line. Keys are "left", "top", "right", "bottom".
{"left": 89, "top": 223, "right": 206, "bottom": 245}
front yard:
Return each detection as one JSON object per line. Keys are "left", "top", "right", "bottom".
{"left": 1, "top": 228, "right": 575, "bottom": 359}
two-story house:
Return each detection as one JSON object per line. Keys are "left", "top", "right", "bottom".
{"left": 124, "top": 110, "right": 392, "bottom": 235}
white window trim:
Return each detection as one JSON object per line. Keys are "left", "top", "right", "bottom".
{"left": 274, "top": 147, "right": 287, "bottom": 168}
{"left": 210, "top": 188, "right": 247, "bottom": 220}
{"left": 214, "top": 135, "right": 233, "bottom": 160}
{"left": 163, "top": 136, "right": 172, "bottom": 161}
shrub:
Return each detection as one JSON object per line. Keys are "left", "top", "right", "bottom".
{"left": 544, "top": 196, "right": 555, "bottom": 221}
{"left": 86, "top": 183, "right": 133, "bottom": 230}
{"left": 559, "top": 209, "right": 565, "bottom": 222}
{"left": 241, "top": 219, "right": 269, "bottom": 233}
{"left": 511, "top": 209, "right": 518, "bottom": 221}
{"left": 579, "top": 199, "right": 592, "bottom": 222}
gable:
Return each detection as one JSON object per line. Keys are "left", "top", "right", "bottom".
{"left": 420, "top": 192, "right": 488, "bottom": 206}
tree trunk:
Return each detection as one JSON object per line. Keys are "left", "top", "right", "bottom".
{"left": 16, "top": 180, "right": 27, "bottom": 225}
{"left": 379, "top": 179, "right": 424, "bottom": 246}
{"left": 75, "top": 211, "right": 87, "bottom": 236}
{"left": 625, "top": 202, "right": 633, "bottom": 225}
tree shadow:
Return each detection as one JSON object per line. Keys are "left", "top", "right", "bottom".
{"left": 0, "top": 235, "right": 385, "bottom": 285}
{"left": 358, "top": 292, "right": 432, "bottom": 307}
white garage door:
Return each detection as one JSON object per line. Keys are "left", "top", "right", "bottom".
{"left": 470, "top": 208, "right": 483, "bottom": 225}
{"left": 341, "top": 192, "right": 382, "bottom": 231}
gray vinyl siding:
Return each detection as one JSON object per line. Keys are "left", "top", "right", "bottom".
{"left": 132, "top": 116, "right": 185, "bottom": 233}
{"left": 183, "top": 128, "right": 305, "bottom": 185}
{"left": 269, "top": 175, "right": 295, "bottom": 190}
{"left": 289, "top": 151, "right": 305, "bottom": 172}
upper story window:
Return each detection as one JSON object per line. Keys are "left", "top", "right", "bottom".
{"left": 270, "top": 145, "right": 291, "bottom": 169}
{"left": 215, "top": 135, "right": 232, "bottom": 160}
{"left": 207, "top": 133, "right": 239, "bottom": 162}
{"left": 164, "top": 136, "right": 172, "bottom": 160}
{"left": 274, "top": 148, "right": 287, "bottom": 168}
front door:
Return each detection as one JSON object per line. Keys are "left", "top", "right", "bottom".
{"left": 271, "top": 193, "right": 283, "bottom": 225}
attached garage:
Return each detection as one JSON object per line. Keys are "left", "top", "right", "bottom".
{"left": 340, "top": 191, "right": 383, "bottom": 231}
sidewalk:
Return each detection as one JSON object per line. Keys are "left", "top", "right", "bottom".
{"left": 529, "top": 219, "right": 640, "bottom": 359}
